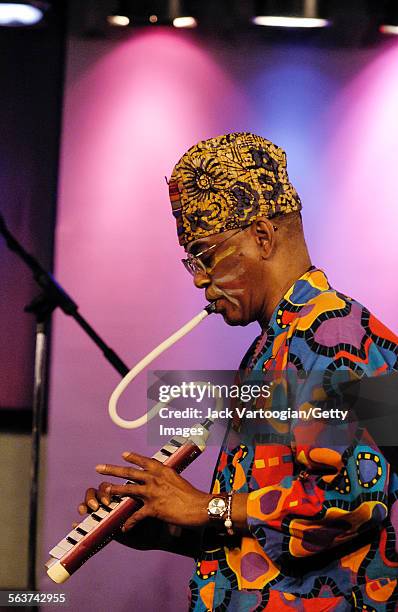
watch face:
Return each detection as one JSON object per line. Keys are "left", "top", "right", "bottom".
{"left": 208, "top": 497, "right": 227, "bottom": 516}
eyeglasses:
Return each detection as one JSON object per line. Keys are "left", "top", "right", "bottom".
{"left": 182, "top": 222, "right": 277, "bottom": 276}
{"left": 182, "top": 222, "right": 280, "bottom": 276}
{"left": 181, "top": 227, "right": 246, "bottom": 276}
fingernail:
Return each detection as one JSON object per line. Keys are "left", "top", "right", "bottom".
{"left": 122, "top": 452, "right": 130, "bottom": 459}
{"left": 78, "top": 504, "right": 86, "bottom": 514}
{"left": 101, "top": 497, "right": 110, "bottom": 506}
{"left": 95, "top": 464, "right": 106, "bottom": 472}
{"left": 88, "top": 500, "right": 99, "bottom": 510}
{"left": 105, "top": 485, "right": 111, "bottom": 495}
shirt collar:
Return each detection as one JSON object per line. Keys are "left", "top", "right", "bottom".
{"left": 267, "top": 266, "right": 331, "bottom": 333}
{"left": 246, "top": 267, "right": 330, "bottom": 371}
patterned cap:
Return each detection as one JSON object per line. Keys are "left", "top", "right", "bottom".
{"left": 168, "top": 132, "right": 302, "bottom": 247}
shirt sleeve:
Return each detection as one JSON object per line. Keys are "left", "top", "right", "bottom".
{"left": 246, "top": 333, "right": 391, "bottom": 565}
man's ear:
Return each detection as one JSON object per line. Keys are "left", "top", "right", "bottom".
{"left": 251, "top": 217, "right": 276, "bottom": 259}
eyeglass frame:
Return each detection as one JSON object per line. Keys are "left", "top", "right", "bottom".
{"left": 181, "top": 221, "right": 278, "bottom": 276}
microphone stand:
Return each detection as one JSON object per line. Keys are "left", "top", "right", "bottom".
{"left": 0, "top": 212, "right": 130, "bottom": 590}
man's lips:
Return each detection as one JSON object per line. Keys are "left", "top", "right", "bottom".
{"left": 206, "top": 290, "right": 224, "bottom": 303}
{"left": 206, "top": 296, "right": 226, "bottom": 313}
{"left": 206, "top": 292, "right": 218, "bottom": 301}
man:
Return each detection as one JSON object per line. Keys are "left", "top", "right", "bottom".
{"left": 80, "top": 133, "right": 398, "bottom": 610}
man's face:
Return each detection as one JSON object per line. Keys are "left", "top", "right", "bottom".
{"left": 186, "top": 226, "right": 265, "bottom": 326}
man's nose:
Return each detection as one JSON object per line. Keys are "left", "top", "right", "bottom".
{"left": 193, "top": 270, "right": 211, "bottom": 289}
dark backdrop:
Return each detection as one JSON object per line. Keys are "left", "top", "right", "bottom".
{"left": 0, "top": 6, "right": 66, "bottom": 425}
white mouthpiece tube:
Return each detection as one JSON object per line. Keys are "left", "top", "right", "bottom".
{"left": 108, "top": 305, "right": 215, "bottom": 429}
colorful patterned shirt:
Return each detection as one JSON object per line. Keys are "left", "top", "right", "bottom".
{"left": 189, "top": 268, "right": 398, "bottom": 612}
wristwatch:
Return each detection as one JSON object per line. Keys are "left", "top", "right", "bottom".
{"left": 207, "top": 496, "right": 227, "bottom": 520}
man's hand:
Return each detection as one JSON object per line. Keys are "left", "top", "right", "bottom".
{"left": 76, "top": 473, "right": 201, "bottom": 556}
{"left": 92, "top": 451, "right": 212, "bottom": 532}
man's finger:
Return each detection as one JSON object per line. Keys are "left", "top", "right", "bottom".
{"left": 106, "top": 483, "right": 148, "bottom": 498}
{"left": 121, "top": 451, "right": 160, "bottom": 472}
{"left": 122, "top": 507, "right": 150, "bottom": 532}
{"left": 95, "top": 464, "right": 148, "bottom": 482}
{"left": 97, "top": 481, "right": 113, "bottom": 506}
{"left": 84, "top": 487, "right": 99, "bottom": 511}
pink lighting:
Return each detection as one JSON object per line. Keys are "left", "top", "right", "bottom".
{"left": 318, "top": 42, "right": 398, "bottom": 328}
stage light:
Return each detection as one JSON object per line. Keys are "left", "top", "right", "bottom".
{"left": 253, "top": 0, "right": 329, "bottom": 29}
{"left": 107, "top": 14, "right": 130, "bottom": 27}
{"left": 0, "top": 1, "right": 48, "bottom": 26}
{"left": 253, "top": 16, "right": 328, "bottom": 28}
{"left": 108, "top": 0, "right": 197, "bottom": 28}
{"left": 380, "top": 1, "right": 398, "bottom": 35}
{"left": 173, "top": 16, "right": 197, "bottom": 29}
{"left": 380, "top": 25, "right": 398, "bottom": 35}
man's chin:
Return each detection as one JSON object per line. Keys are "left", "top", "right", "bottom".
{"left": 218, "top": 304, "right": 249, "bottom": 327}
{"left": 223, "top": 316, "right": 249, "bottom": 327}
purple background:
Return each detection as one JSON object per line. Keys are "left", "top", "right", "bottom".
{"left": 41, "top": 29, "right": 398, "bottom": 610}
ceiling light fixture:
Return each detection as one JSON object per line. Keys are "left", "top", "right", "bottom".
{"left": 380, "top": 25, "right": 398, "bottom": 34}
{"left": 0, "top": 1, "right": 49, "bottom": 27}
{"left": 107, "top": 14, "right": 130, "bottom": 27}
{"left": 173, "top": 16, "right": 197, "bottom": 28}
{"left": 380, "top": 1, "right": 398, "bottom": 35}
{"left": 253, "top": 0, "right": 329, "bottom": 29}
